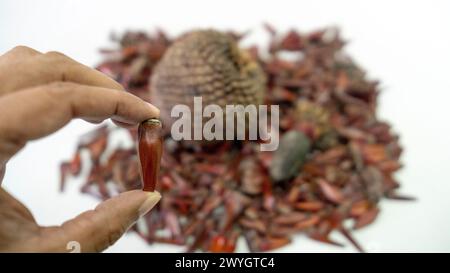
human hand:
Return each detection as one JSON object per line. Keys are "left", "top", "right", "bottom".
{"left": 0, "top": 46, "right": 161, "bottom": 252}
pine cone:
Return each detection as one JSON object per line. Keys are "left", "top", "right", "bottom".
{"left": 150, "top": 30, "right": 266, "bottom": 127}
{"left": 296, "top": 100, "right": 331, "bottom": 140}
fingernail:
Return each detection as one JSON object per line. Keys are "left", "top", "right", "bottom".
{"left": 138, "top": 191, "right": 161, "bottom": 216}
{"left": 146, "top": 102, "right": 160, "bottom": 117}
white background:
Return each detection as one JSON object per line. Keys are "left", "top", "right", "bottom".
{"left": 1, "top": 0, "right": 449, "bottom": 252}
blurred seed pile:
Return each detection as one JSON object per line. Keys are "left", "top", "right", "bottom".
{"left": 60, "top": 26, "right": 411, "bottom": 252}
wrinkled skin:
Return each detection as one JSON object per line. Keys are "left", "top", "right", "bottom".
{"left": 0, "top": 46, "right": 161, "bottom": 252}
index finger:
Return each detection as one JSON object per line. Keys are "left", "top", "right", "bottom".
{"left": 0, "top": 82, "right": 159, "bottom": 163}
{"left": 0, "top": 47, "right": 124, "bottom": 95}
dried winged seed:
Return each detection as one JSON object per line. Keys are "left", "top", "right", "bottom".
{"left": 280, "top": 30, "right": 303, "bottom": 51}
{"left": 269, "top": 225, "right": 299, "bottom": 237}
{"left": 309, "top": 232, "right": 344, "bottom": 247}
{"left": 195, "top": 163, "right": 226, "bottom": 175}
{"left": 187, "top": 220, "right": 212, "bottom": 252}
{"left": 121, "top": 46, "right": 139, "bottom": 59}
{"left": 171, "top": 198, "right": 193, "bottom": 214}
{"left": 244, "top": 230, "right": 261, "bottom": 252}
{"left": 164, "top": 210, "right": 181, "bottom": 237}
{"left": 383, "top": 175, "right": 400, "bottom": 191}
{"left": 313, "top": 146, "right": 347, "bottom": 164}
{"left": 208, "top": 232, "right": 240, "bottom": 253}
{"left": 349, "top": 141, "right": 364, "bottom": 171}
{"left": 327, "top": 209, "right": 348, "bottom": 229}
{"left": 277, "top": 78, "right": 309, "bottom": 89}
{"left": 378, "top": 160, "right": 402, "bottom": 172}
{"left": 317, "top": 178, "right": 345, "bottom": 204}
{"left": 239, "top": 218, "right": 267, "bottom": 234}
{"left": 262, "top": 176, "right": 276, "bottom": 211}
{"left": 263, "top": 23, "right": 277, "bottom": 36}
{"left": 353, "top": 207, "right": 380, "bottom": 229}
{"left": 110, "top": 166, "right": 125, "bottom": 190}
{"left": 209, "top": 235, "right": 228, "bottom": 253}
{"left": 325, "top": 165, "right": 340, "bottom": 183}
{"left": 125, "top": 159, "right": 140, "bottom": 181}
{"left": 169, "top": 170, "right": 189, "bottom": 190}
{"left": 295, "top": 201, "right": 324, "bottom": 211}
{"left": 287, "top": 186, "right": 301, "bottom": 203}
{"left": 225, "top": 190, "right": 252, "bottom": 214}
{"left": 221, "top": 192, "right": 251, "bottom": 230}
{"left": 315, "top": 218, "right": 333, "bottom": 235}
{"left": 265, "top": 59, "right": 296, "bottom": 74}
{"left": 339, "top": 160, "right": 353, "bottom": 170}
{"left": 272, "top": 87, "right": 298, "bottom": 102}
{"left": 219, "top": 230, "right": 240, "bottom": 252}
{"left": 263, "top": 194, "right": 276, "bottom": 211}
{"left": 197, "top": 196, "right": 223, "bottom": 219}
{"left": 129, "top": 56, "right": 148, "bottom": 81}
{"left": 339, "top": 227, "right": 364, "bottom": 253}
{"left": 336, "top": 126, "right": 370, "bottom": 141}
{"left": 59, "top": 151, "right": 82, "bottom": 191}
{"left": 350, "top": 200, "right": 371, "bottom": 217}
{"left": 183, "top": 219, "right": 201, "bottom": 237}
{"left": 301, "top": 163, "right": 325, "bottom": 176}
{"left": 276, "top": 201, "right": 294, "bottom": 214}
{"left": 308, "top": 30, "right": 325, "bottom": 42}
{"left": 294, "top": 215, "right": 321, "bottom": 229}
{"left": 259, "top": 237, "right": 292, "bottom": 252}
{"left": 239, "top": 158, "right": 264, "bottom": 195}
{"left": 274, "top": 212, "right": 308, "bottom": 225}
{"left": 362, "top": 144, "right": 388, "bottom": 164}
{"left": 244, "top": 207, "right": 260, "bottom": 220}
{"left": 69, "top": 152, "right": 82, "bottom": 175}
{"left": 385, "top": 192, "right": 416, "bottom": 201}
{"left": 87, "top": 135, "right": 108, "bottom": 162}
{"left": 386, "top": 141, "right": 403, "bottom": 158}
{"left": 336, "top": 71, "right": 349, "bottom": 91}
{"left": 160, "top": 175, "right": 174, "bottom": 190}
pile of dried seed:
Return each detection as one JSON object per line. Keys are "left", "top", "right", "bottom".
{"left": 60, "top": 25, "right": 412, "bottom": 252}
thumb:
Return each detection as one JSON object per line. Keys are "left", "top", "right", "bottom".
{"left": 38, "top": 190, "right": 161, "bottom": 252}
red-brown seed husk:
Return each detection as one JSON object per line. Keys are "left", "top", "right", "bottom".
{"left": 138, "top": 119, "right": 163, "bottom": 192}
